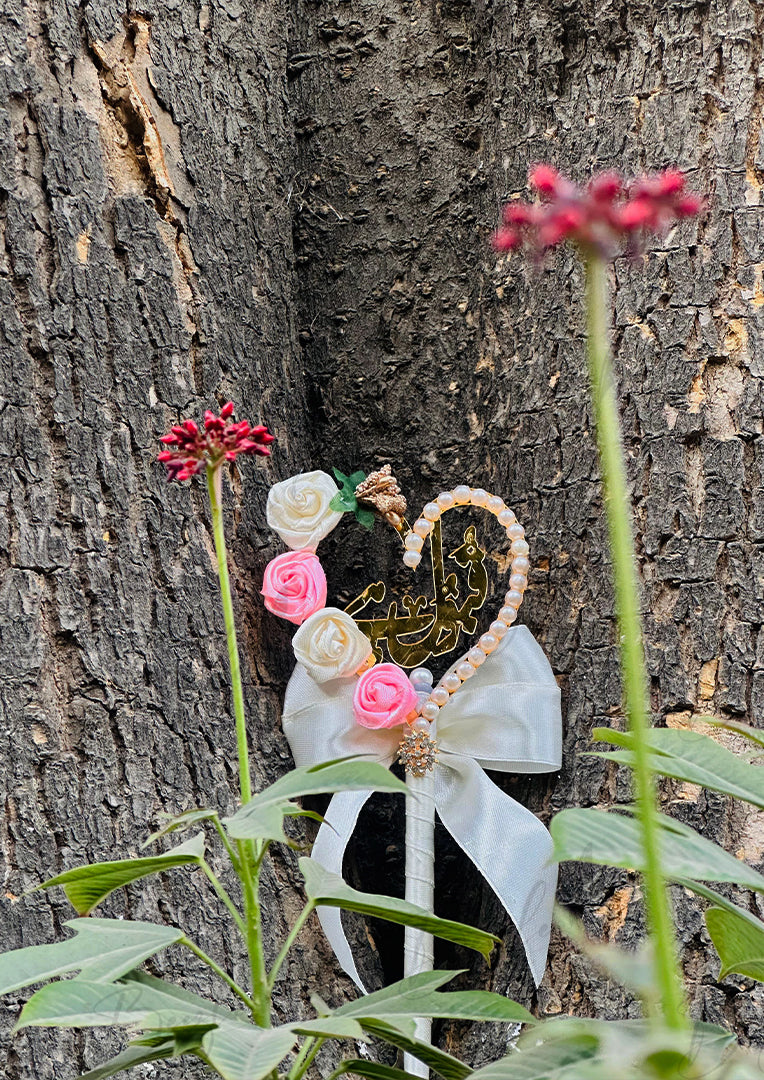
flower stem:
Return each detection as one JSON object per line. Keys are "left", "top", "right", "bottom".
{"left": 583, "top": 254, "right": 687, "bottom": 1030}
{"left": 207, "top": 465, "right": 252, "bottom": 805}
{"left": 268, "top": 900, "right": 316, "bottom": 991}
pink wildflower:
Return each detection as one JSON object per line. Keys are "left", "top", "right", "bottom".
{"left": 493, "top": 165, "right": 702, "bottom": 258}
{"left": 158, "top": 401, "right": 275, "bottom": 481}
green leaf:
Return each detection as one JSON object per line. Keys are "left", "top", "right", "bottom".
{"left": 360, "top": 1019, "right": 473, "bottom": 1080}
{"left": 553, "top": 905, "right": 655, "bottom": 1000}
{"left": 706, "top": 906, "right": 764, "bottom": 981}
{"left": 16, "top": 970, "right": 246, "bottom": 1030}
{"left": 225, "top": 760, "right": 407, "bottom": 842}
{"left": 0, "top": 919, "right": 184, "bottom": 995}
{"left": 201, "top": 1023, "right": 296, "bottom": 1080}
{"left": 143, "top": 809, "right": 219, "bottom": 848}
{"left": 550, "top": 808, "right": 764, "bottom": 892}
{"left": 332, "top": 467, "right": 350, "bottom": 486}
{"left": 328, "top": 1061, "right": 423, "bottom": 1080}
{"left": 348, "top": 471, "right": 366, "bottom": 487}
{"left": 355, "top": 507, "right": 376, "bottom": 530}
{"left": 330, "top": 970, "right": 533, "bottom": 1024}
{"left": 79, "top": 1041, "right": 176, "bottom": 1080}
{"left": 698, "top": 717, "right": 764, "bottom": 750}
{"left": 469, "top": 1031, "right": 598, "bottom": 1080}
{"left": 38, "top": 834, "right": 205, "bottom": 914}
{"left": 591, "top": 727, "right": 764, "bottom": 809}
{"left": 300, "top": 860, "right": 499, "bottom": 960}
{"left": 292, "top": 1017, "right": 367, "bottom": 1039}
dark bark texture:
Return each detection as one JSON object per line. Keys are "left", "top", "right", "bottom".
{"left": 2, "top": 0, "right": 764, "bottom": 1077}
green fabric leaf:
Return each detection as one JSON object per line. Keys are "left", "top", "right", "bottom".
{"left": 329, "top": 970, "right": 533, "bottom": 1023}
{"left": 0, "top": 919, "right": 184, "bottom": 995}
{"left": 706, "top": 906, "right": 764, "bottom": 981}
{"left": 348, "top": 471, "right": 366, "bottom": 487}
{"left": 300, "top": 860, "right": 499, "bottom": 960}
{"left": 78, "top": 1041, "right": 176, "bottom": 1080}
{"left": 550, "top": 807, "right": 764, "bottom": 892}
{"left": 225, "top": 759, "right": 407, "bottom": 842}
{"left": 16, "top": 971, "right": 246, "bottom": 1030}
{"left": 201, "top": 1023, "right": 296, "bottom": 1080}
{"left": 355, "top": 507, "right": 376, "bottom": 530}
{"left": 38, "top": 834, "right": 205, "bottom": 915}
{"left": 591, "top": 727, "right": 764, "bottom": 809}
{"left": 359, "top": 1019, "right": 474, "bottom": 1080}
{"left": 143, "top": 809, "right": 219, "bottom": 848}
{"left": 330, "top": 491, "right": 358, "bottom": 513}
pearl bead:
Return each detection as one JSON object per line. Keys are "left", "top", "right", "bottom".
{"left": 453, "top": 485, "right": 471, "bottom": 504}
{"left": 505, "top": 590, "right": 524, "bottom": 608}
{"left": 499, "top": 606, "right": 518, "bottom": 625}
{"left": 507, "top": 522, "right": 525, "bottom": 540}
{"left": 498, "top": 508, "right": 516, "bottom": 527}
{"left": 414, "top": 518, "right": 432, "bottom": 537}
{"left": 412, "top": 717, "right": 430, "bottom": 733}
{"left": 431, "top": 686, "right": 449, "bottom": 706}
{"left": 512, "top": 556, "right": 530, "bottom": 574}
{"left": 423, "top": 502, "right": 440, "bottom": 521}
{"left": 479, "top": 632, "right": 498, "bottom": 653}
{"left": 490, "top": 620, "right": 508, "bottom": 638}
{"left": 437, "top": 491, "right": 455, "bottom": 510}
{"left": 487, "top": 495, "right": 504, "bottom": 514}
{"left": 468, "top": 646, "right": 486, "bottom": 666}
{"left": 421, "top": 701, "right": 440, "bottom": 722}
{"left": 509, "top": 573, "right": 527, "bottom": 592}
{"left": 405, "top": 533, "right": 424, "bottom": 552}
{"left": 511, "top": 538, "right": 529, "bottom": 556}
{"left": 443, "top": 672, "right": 461, "bottom": 693}
{"left": 403, "top": 551, "right": 421, "bottom": 569}
{"left": 470, "top": 488, "right": 487, "bottom": 506}
{"left": 410, "top": 667, "right": 433, "bottom": 688}
{"left": 457, "top": 662, "right": 475, "bottom": 680}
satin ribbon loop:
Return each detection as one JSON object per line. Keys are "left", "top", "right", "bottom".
{"left": 282, "top": 625, "right": 562, "bottom": 990}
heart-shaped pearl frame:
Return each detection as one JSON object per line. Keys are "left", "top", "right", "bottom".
{"left": 393, "top": 484, "right": 529, "bottom": 727}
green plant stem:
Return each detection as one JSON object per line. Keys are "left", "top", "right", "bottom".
{"left": 180, "top": 936, "right": 258, "bottom": 1016}
{"left": 268, "top": 901, "right": 316, "bottom": 991}
{"left": 199, "top": 859, "right": 247, "bottom": 937}
{"left": 584, "top": 254, "right": 687, "bottom": 1030}
{"left": 205, "top": 465, "right": 268, "bottom": 1026}
{"left": 289, "top": 1037, "right": 324, "bottom": 1080}
{"left": 240, "top": 841, "right": 270, "bottom": 1026}
{"left": 207, "top": 464, "right": 252, "bottom": 806}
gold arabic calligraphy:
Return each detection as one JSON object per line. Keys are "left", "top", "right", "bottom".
{"left": 345, "top": 519, "right": 488, "bottom": 668}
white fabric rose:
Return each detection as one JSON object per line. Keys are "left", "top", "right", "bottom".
{"left": 293, "top": 607, "right": 372, "bottom": 684}
{"left": 266, "top": 470, "right": 343, "bottom": 551}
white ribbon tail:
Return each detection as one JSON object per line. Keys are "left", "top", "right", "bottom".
{"left": 403, "top": 765, "right": 435, "bottom": 1078}
{"left": 311, "top": 788, "right": 376, "bottom": 993}
{"left": 434, "top": 753, "right": 557, "bottom": 986}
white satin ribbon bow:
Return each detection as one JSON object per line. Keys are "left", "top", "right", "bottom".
{"left": 282, "top": 625, "right": 562, "bottom": 989}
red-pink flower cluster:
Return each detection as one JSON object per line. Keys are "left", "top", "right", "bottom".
{"left": 493, "top": 165, "right": 702, "bottom": 257}
{"left": 158, "top": 402, "right": 275, "bottom": 481}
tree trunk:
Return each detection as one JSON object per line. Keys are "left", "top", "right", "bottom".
{"left": 2, "top": 0, "right": 763, "bottom": 1077}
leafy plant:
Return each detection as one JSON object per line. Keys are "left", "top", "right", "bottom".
{"left": 0, "top": 405, "right": 530, "bottom": 1079}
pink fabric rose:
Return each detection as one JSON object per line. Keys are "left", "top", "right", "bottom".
{"left": 353, "top": 663, "right": 418, "bottom": 729}
{"left": 261, "top": 551, "right": 327, "bottom": 625}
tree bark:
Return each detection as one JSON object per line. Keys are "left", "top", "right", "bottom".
{"left": 2, "top": 0, "right": 763, "bottom": 1077}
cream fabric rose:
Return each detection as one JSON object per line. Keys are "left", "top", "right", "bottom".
{"left": 266, "top": 470, "right": 343, "bottom": 551}
{"left": 293, "top": 607, "right": 372, "bottom": 684}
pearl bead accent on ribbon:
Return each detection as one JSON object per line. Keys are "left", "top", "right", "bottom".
{"left": 399, "top": 486, "right": 529, "bottom": 730}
